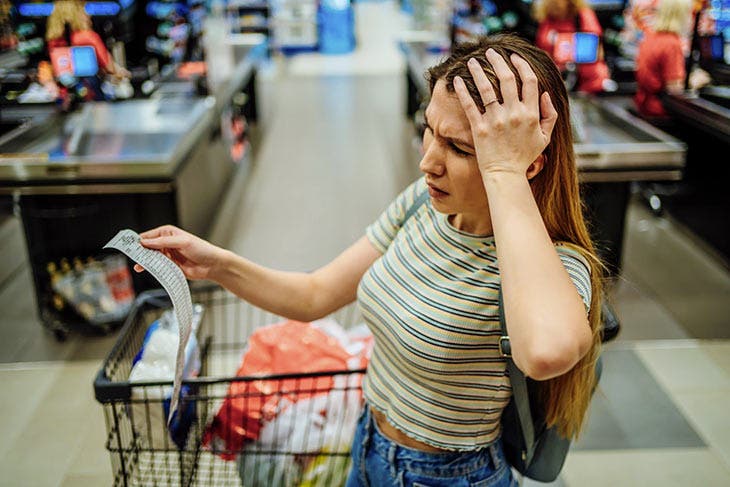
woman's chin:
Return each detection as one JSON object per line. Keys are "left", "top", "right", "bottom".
{"left": 429, "top": 197, "right": 451, "bottom": 214}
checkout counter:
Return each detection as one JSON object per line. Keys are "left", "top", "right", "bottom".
{"left": 658, "top": 84, "right": 730, "bottom": 262}
{"left": 662, "top": 85, "right": 730, "bottom": 146}
{"left": 403, "top": 41, "right": 686, "bottom": 275}
{"left": 0, "top": 39, "right": 266, "bottom": 336}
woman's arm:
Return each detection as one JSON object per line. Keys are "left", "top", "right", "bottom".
{"left": 481, "top": 171, "right": 591, "bottom": 380}
{"left": 212, "top": 236, "right": 381, "bottom": 321}
{"left": 453, "top": 51, "right": 591, "bottom": 380}
{"left": 138, "top": 226, "right": 381, "bottom": 322}
{"left": 535, "top": 21, "right": 554, "bottom": 53}
{"left": 663, "top": 36, "right": 687, "bottom": 94}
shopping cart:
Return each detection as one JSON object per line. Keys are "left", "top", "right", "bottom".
{"left": 94, "top": 285, "right": 366, "bottom": 486}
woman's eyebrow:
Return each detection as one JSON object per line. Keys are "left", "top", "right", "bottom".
{"left": 424, "top": 112, "right": 474, "bottom": 149}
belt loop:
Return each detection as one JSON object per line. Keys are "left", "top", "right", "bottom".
{"left": 488, "top": 442, "right": 502, "bottom": 470}
{"left": 388, "top": 443, "right": 398, "bottom": 479}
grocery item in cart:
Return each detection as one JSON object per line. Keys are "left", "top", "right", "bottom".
{"left": 237, "top": 374, "right": 362, "bottom": 487}
{"left": 128, "top": 305, "right": 204, "bottom": 449}
{"left": 204, "top": 319, "right": 372, "bottom": 461}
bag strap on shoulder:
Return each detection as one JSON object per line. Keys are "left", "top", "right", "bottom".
{"left": 499, "top": 288, "right": 537, "bottom": 465}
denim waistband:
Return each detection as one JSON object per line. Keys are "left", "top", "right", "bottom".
{"left": 360, "top": 405, "right": 504, "bottom": 478}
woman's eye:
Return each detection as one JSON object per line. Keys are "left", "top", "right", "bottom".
{"left": 451, "top": 144, "right": 470, "bottom": 157}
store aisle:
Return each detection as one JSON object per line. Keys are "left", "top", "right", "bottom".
{"left": 219, "top": 3, "right": 416, "bottom": 270}
{"left": 0, "top": 2, "right": 729, "bottom": 485}
{"left": 222, "top": 73, "right": 418, "bottom": 270}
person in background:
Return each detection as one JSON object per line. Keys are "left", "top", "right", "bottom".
{"left": 634, "top": 0, "right": 710, "bottom": 118}
{"left": 0, "top": 0, "right": 17, "bottom": 50}
{"left": 136, "top": 34, "right": 604, "bottom": 486}
{"left": 534, "top": 0, "right": 617, "bottom": 93}
{"left": 45, "top": 0, "right": 129, "bottom": 80}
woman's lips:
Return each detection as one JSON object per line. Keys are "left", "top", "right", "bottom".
{"left": 427, "top": 184, "right": 448, "bottom": 198}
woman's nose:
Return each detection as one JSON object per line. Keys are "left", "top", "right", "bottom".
{"left": 419, "top": 139, "right": 445, "bottom": 176}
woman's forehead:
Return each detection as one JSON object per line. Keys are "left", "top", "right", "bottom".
{"left": 425, "top": 81, "right": 471, "bottom": 133}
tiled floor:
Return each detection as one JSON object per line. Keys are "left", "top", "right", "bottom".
{"left": 1, "top": 2, "right": 730, "bottom": 486}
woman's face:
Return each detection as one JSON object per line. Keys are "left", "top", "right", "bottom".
{"left": 419, "top": 80, "right": 490, "bottom": 224}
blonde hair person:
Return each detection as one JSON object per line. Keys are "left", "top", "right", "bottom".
{"left": 45, "top": 0, "right": 90, "bottom": 41}
{"left": 634, "top": 0, "right": 709, "bottom": 117}
{"left": 45, "top": 0, "right": 129, "bottom": 79}
{"left": 653, "top": 0, "right": 691, "bottom": 34}
{"left": 136, "top": 34, "right": 602, "bottom": 486}
{"left": 533, "top": 0, "right": 617, "bottom": 92}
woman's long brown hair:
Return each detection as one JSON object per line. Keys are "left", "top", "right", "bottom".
{"left": 428, "top": 34, "right": 604, "bottom": 440}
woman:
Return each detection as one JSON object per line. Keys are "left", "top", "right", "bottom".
{"left": 534, "top": 0, "right": 616, "bottom": 93}
{"left": 137, "top": 34, "right": 603, "bottom": 486}
{"left": 634, "top": 0, "right": 708, "bottom": 118}
{"left": 45, "top": 0, "right": 128, "bottom": 79}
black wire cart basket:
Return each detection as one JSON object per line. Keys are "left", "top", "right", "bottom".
{"left": 94, "top": 285, "right": 367, "bottom": 486}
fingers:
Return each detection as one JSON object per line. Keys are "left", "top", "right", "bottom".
{"left": 466, "top": 58, "right": 499, "bottom": 109}
{"left": 139, "top": 224, "right": 179, "bottom": 240}
{"left": 486, "top": 49, "right": 518, "bottom": 106}
{"left": 134, "top": 263, "right": 145, "bottom": 273}
{"left": 539, "top": 92, "right": 558, "bottom": 141}
{"left": 453, "top": 76, "right": 482, "bottom": 124}
{"left": 510, "top": 54, "right": 539, "bottom": 112}
{"left": 139, "top": 235, "right": 188, "bottom": 250}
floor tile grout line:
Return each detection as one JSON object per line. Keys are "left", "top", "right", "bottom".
{"left": 0, "top": 359, "right": 102, "bottom": 371}
{"left": 633, "top": 348, "right": 730, "bottom": 473}
{"left": 607, "top": 338, "right": 730, "bottom": 351}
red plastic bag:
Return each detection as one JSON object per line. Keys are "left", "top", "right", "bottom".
{"left": 203, "top": 320, "right": 359, "bottom": 460}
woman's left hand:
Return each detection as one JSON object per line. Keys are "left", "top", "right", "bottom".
{"left": 453, "top": 49, "right": 558, "bottom": 177}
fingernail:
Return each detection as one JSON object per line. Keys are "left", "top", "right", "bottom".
{"left": 468, "top": 57, "right": 477, "bottom": 66}
{"left": 486, "top": 48, "right": 495, "bottom": 55}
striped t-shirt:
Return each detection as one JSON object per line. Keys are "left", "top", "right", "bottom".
{"left": 357, "top": 177, "right": 592, "bottom": 451}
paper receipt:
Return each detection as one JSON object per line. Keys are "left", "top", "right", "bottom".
{"left": 104, "top": 229, "right": 192, "bottom": 424}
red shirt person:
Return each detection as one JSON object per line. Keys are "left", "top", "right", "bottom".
{"left": 45, "top": 0, "right": 126, "bottom": 77}
{"left": 634, "top": 31, "right": 685, "bottom": 117}
{"left": 633, "top": 0, "right": 698, "bottom": 117}
{"left": 534, "top": 0, "right": 614, "bottom": 93}
{"left": 47, "top": 29, "right": 112, "bottom": 72}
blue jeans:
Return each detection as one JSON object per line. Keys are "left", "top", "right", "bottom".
{"left": 345, "top": 405, "right": 518, "bottom": 487}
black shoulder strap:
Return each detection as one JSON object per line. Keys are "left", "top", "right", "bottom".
{"left": 499, "top": 287, "right": 537, "bottom": 465}
{"left": 403, "top": 188, "right": 430, "bottom": 225}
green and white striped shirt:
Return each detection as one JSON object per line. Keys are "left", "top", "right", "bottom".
{"left": 358, "top": 177, "right": 592, "bottom": 451}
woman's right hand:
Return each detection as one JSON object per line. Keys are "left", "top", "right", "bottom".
{"left": 135, "top": 225, "right": 227, "bottom": 281}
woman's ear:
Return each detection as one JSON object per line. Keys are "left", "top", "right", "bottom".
{"left": 526, "top": 153, "right": 547, "bottom": 180}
